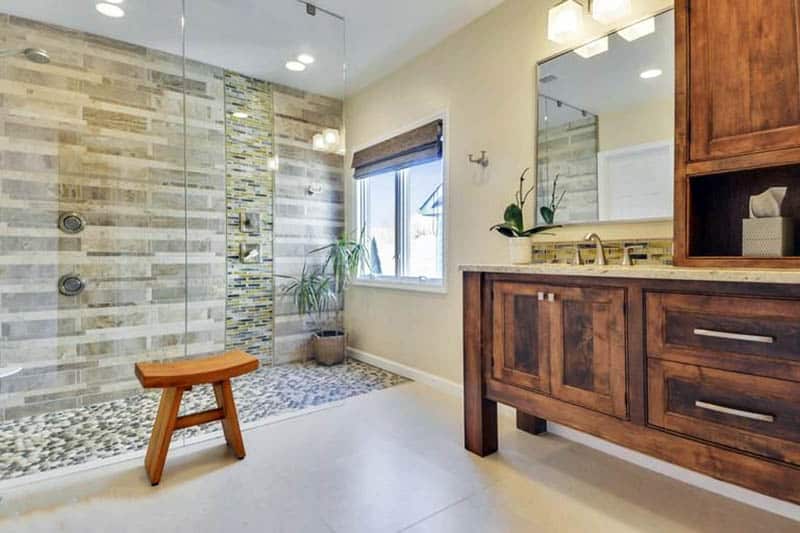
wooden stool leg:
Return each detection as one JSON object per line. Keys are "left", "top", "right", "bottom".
{"left": 214, "top": 380, "right": 245, "bottom": 459}
{"left": 144, "top": 387, "right": 183, "bottom": 485}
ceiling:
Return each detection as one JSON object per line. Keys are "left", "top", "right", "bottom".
{"left": 539, "top": 10, "right": 674, "bottom": 126}
{"left": 1, "top": 0, "right": 503, "bottom": 98}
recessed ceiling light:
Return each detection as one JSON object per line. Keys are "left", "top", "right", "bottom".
{"left": 640, "top": 68, "right": 662, "bottom": 79}
{"left": 232, "top": 112, "right": 249, "bottom": 119}
{"left": 285, "top": 60, "right": 306, "bottom": 72}
{"left": 105, "top": 0, "right": 125, "bottom": 3}
{"left": 297, "top": 53, "right": 315, "bottom": 65}
{"left": 618, "top": 17, "right": 655, "bottom": 42}
{"left": 96, "top": 3, "right": 125, "bottom": 17}
{"left": 574, "top": 37, "right": 609, "bottom": 59}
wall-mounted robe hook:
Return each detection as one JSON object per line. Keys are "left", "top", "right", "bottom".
{"left": 469, "top": 150, "right": 489, "bottom": 168}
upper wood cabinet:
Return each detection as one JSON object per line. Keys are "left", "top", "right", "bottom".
{"left": 687, "top": 0, "right": 800, "bottom": 161}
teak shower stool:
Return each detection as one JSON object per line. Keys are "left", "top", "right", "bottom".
{"left": 134, "top": 350, "right": 259, "bottom": 485}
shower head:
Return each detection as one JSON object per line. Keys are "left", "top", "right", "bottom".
{"left": 0, "top": 47, "right": 50, "bottom": 64}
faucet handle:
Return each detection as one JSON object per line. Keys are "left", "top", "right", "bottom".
{"left": 622, "top": 246, "right": 645, "bottom": 266}
{"left": 572, "top": 247, "right": 583, "bottom": 266}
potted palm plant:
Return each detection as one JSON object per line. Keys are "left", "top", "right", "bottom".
{"left": 490, "top": 168, "right": 560, "bottom": 264}
{"left": 279, "top": 230, "right": 370, "bottom": 365}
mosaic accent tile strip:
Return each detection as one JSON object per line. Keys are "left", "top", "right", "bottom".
{"left": 532, "top": 238, "right": 674, "bottom": 266}
{"left": 272, "top": 84, "right": 345, "bottom": 364}
{"left": 224, "top": 72, "right": 275, "bottom": 364}
{"left": 0, "top": 360, "right": 408, "bottom": 482}
{"left": 0, "top": 13, "right": 227, "bottom": 421}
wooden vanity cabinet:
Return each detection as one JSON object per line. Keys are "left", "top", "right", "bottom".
{"left": 465, "top": 271, "right": 800, "bottom": 505}
{"left": 491, "top": 282, "right": 626, "bottom": 417}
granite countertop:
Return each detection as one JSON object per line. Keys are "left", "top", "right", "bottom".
{"left": 459, "top": 263, "right": 800, "bottom": 284}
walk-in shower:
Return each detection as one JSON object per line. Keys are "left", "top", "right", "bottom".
{"left": 0, "top": 1, "right": 406, "bottom": 484}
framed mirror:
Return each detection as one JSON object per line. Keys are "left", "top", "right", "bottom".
{"left": 535, "top": 9, "right": 674, "bottom": 226}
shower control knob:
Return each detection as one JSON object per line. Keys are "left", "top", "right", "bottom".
{"left": 58, "top": 274, "right": 86, "bottom": 296}
{"left": 58, "top": 212, "right": 86, "bottom": 234}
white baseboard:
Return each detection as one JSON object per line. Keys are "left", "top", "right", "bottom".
{"left": 347, "top": 346, "right": 800, "bottom": 522}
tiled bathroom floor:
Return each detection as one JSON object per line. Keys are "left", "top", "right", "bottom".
{"left": 0, "top": 360, "right": 407, "bottom": 482}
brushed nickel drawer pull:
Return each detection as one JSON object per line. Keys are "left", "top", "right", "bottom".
{"left": 693, "top": 328, "right": 774, "bottom": 344}
{"left": 537, "top": 291, "right": 545, "bottom": 301}
{"left": 695, "top": 401, "right": 775, "bottom": 423}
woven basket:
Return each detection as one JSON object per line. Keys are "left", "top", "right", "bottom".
{"left": 313, "top": 331, "right": 346, "bottom": 366}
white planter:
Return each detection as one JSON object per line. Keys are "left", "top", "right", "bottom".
{"left": 509, "top": 237, "right": 532, "bottom": 264}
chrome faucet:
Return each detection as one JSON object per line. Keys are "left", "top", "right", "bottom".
{"left": 584, "top": 232, "right": 607, "bottom": 265}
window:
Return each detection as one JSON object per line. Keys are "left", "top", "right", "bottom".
{"left": 355, "top": 143, "right": 445, "bottom": 290}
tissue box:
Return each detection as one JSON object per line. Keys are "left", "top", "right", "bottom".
{"left": 742, "top": 217, "right": 794, "bottom": 256}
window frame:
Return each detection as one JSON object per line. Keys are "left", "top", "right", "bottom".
{"left": 352, "top": 113, "right": 448, "bottom": 294}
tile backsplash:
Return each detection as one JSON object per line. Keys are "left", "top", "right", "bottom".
{"left": 532, "top": 238, "right": 674, "bottom": 266}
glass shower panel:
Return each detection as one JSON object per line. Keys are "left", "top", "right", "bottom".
{"left": 185, "top": 1, "right": 346, "bottom": 365}
{"left": 0, "top": 1, "right": 187, "bottom": 420}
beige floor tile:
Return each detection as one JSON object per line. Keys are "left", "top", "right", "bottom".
{"left": 1, "top": 382, "right": 797, "bottom": 533}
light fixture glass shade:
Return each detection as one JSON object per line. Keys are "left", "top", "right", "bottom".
{"left": 574, "top": 36, "right": 608, "bottom": 58}
{"left": 312, "top": 133, "right": 327, "bottom": 151}
{"left": 547, "top": 0, "right": 584, "bottom": 44}
{"left": 323, "top": 129, "right": 340, "bottom": 146}
{"left": 590, "top": 0, "right": 631, "bottom": 24}
{"left": 640, "top": 68, "right": 662, "bottom": 79}
{"left": 285, "top": 60, "right": 306, "bottom": 72}
{"left": 267, "top": 156, "right": 279, "bottom": 171}
{"left": 617, "top": 17, "right": 655, "bottom": 41}
{"left": 96, "top": 3, "right": 125, "bottom": 17}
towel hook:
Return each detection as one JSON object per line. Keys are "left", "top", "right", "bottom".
{"left": 468, "top": 150, "right": 489, "bottom": 168}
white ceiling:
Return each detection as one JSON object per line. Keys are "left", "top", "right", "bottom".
{"left": 1, "top": 0, "right": 503, "bottom": 98}
{"left": 539, "top": 10, "right": 674, "bottom": 126}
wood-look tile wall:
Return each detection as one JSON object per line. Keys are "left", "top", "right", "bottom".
{"left": 273, "top": 84, "right": 345, "bottom": 363}
{"left": 0, "top": 15, "right": 228, "bottom": 420}
{"left": 0, "top": 15, "right": 344, "bottom": 419}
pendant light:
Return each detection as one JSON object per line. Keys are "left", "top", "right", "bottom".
{"left": 590, "top": 0, "right": 631, "bottom": 24}
{"left": 547, "top": 0, "right": 584, "bottom": 44}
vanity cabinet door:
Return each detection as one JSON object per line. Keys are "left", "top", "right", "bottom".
{"left": 548, "top": 286, "right": 627, "bottom": 418}
{"left": 687, "top": 0, "right": 800, "bottom": 161}
{"left": 491, "top": 282, "right": 551, "bottom": 394}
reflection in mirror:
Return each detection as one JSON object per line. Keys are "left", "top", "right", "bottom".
{"left": 536, "top": 9, "right": 674, "bottom": 225}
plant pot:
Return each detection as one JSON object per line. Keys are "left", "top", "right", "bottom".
{"left": 509, "top": 237, "right": 532, "bottom": 264}
{"left": 313, "top": 330, "right": 346, "bottom": 366}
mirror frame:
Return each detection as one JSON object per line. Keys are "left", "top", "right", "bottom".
{"left": 533, "top": 7, "right": 675, "bottom": 227}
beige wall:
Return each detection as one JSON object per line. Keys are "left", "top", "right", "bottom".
{"left": 344, "top": 0, "right": 673, "bottom": 384}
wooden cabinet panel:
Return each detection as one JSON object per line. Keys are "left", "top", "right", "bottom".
{"left": 550, "top": 286, "right": 627, "bottom": 418}
{"left": 648, "top": 359, "right": 800, "bottom": 466}
{"left": 491, "top": 282, "right": 551, "bottom": 393}
{"left": 646, "top": 292, "right": 800, "bottom": 381}
{"left": 688, "top": 0, "right": 800, "bottom": 161}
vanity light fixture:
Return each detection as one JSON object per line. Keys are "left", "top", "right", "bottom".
{"left": 640, "top": 68, "right": 662, "bottom": 79}
{"left": 618, "top": 17, "right": 655, "bottom": 41}
{"left": 96, "top": 2, "right": 125, "bottom": 17}
{"left": 574, "top": 36, "right": 608, "bottom": 58}
{"left": 297, "top": 53, "right": 315, "bottom": 65}
{"left": 590, "top": 0, "right": 631, "bottom": 24}
{"left": 547, "top": 0, "right": 584, "bottom": 44}
{"left": 285, "top": 60, "right": 306, "bottom": 72}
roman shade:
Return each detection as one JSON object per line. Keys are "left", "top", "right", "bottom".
{"left": 352, "top": 120, "right": 442, "bottom": 179}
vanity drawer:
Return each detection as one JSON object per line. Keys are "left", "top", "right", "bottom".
{"left": 646, "top": 292, "right": 800, "bottom": 379}
{"left": 648, "top": 359, "right": 800, "bottom": 466}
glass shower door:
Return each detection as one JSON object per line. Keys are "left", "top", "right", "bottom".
{"left": 0, "top": 0, "right": 188, "bottom": 423}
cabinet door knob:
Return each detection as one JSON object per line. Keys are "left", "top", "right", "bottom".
{"left": 547, "top": 293, "right": 555, "bottom": 302}
{"left": 537, "top": 291, "right": 545, "bottom": 301}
